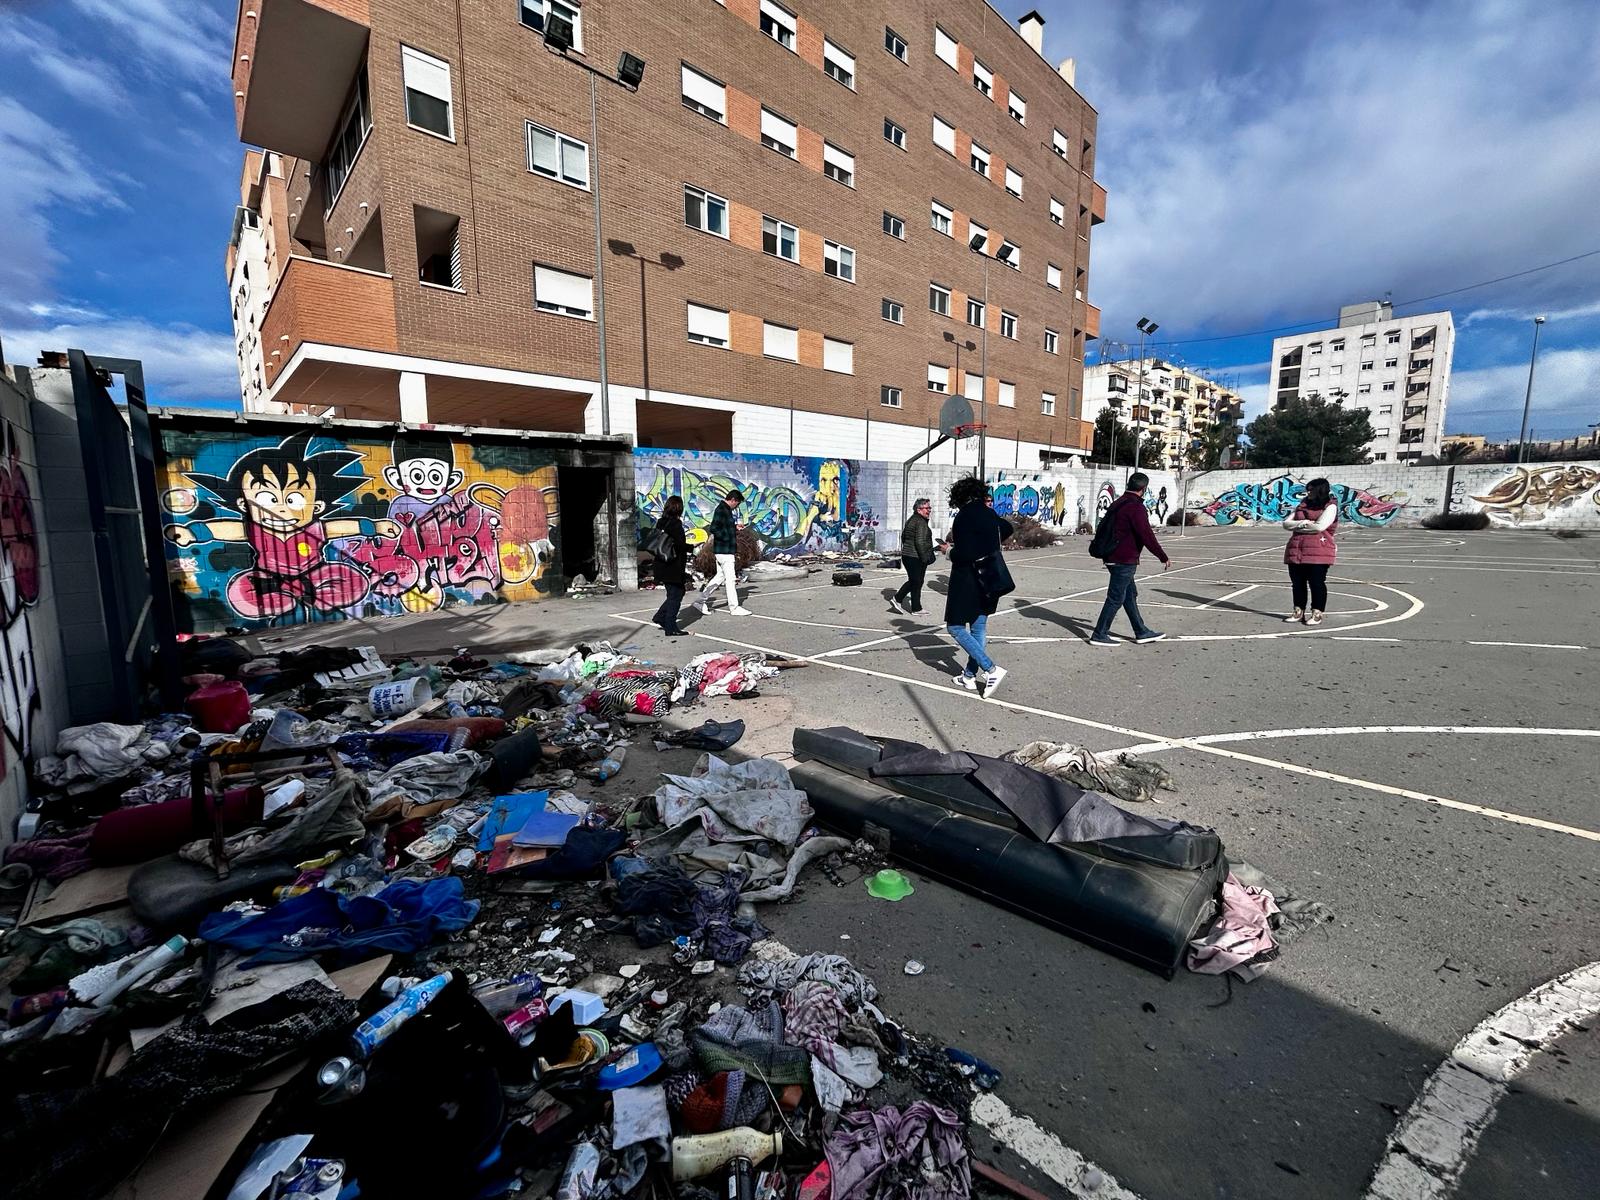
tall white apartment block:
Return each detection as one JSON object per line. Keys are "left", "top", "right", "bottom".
{"left": 1081, "top": 359, "right": 1244, "bottom": 469}
{"left": 1270, "top": 301, "right": 1455, "bottom": 462}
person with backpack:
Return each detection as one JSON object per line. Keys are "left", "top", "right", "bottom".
{"left": 889, "top": 497, "right": 944, "bottom": 614}
{"left": 944, "top": 476, "right": 1014, "bottom": 697}
{"left": 648, "top": 495, "right": 690, "bottom": 636}
{"left": 1282, "top": 477, "right": 1338, "bottom": 625}
{"left": 1088, "top": 472, "right": 1170, "bottom": 647}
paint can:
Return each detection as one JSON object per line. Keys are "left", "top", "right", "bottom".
{"left": 369, "top": 676, "right": 433, "bottom": 719}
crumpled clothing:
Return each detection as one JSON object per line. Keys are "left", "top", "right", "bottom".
{"left": 178, "top": 771, "right": 368, "bottom": 869}
{"left": 3, "top": 828, "right": 94, "bottom": 883}
{"left": 1231, "top": 858, "right": 1335, "bottom": 943}
{"left": 740, "top": 951, "right": 879, "bottom": 1007}
{"left": 583, "top": 670, "right": 683, "bottom": 718}
{"left": 740, "top": 835, "right": 852, "bottom": 903}
{"left": 335, "top": 730, "right": 458, "bottom": 768}
{"left": 258, "top": 708, "right": 344, "bottom": 754}
{"left": 198, "top": 876, "right": 480, "bottom": 964}
{"left": 691, "top": 1001, "right": 811, "bottom": 1086}
{"left": 1005, "top": 739, "right": 1175, "bottom": 805}
{"left": 824, "top": 1102, "right": 971, "bottom": 1200}
{"left": 365, "top": 750, "right": 486, "bottom": 819}
{"left": 115, "top": 773, "right": 193, "bottom": 808}
{"left": 610, "top": 861, "right": 767, "bottom": 963}
{"left": 0, "top": 917, "right": 131, "bottom": 992}
{"left": 444, "top": 680, "right": 496, "bottom": 705}
{"left": 680, "top": 651, "right": 778, "bottom": 698}
{"left": 812, "top": 1046, "right": 885, "bottom": 1113}
{"left": 639, "top": 755, "right": 813, "bottom": 888}
{"left": 785, "top": 980, "right": 883, "bottom": 1111}
{"left": 36, "top": 722, "right": 168, "bottom": 790}
{"left": 678, "top": 1069, "right": 768, "bottom": 1133}
{"left": 1188, "top": 872, "right": 1280, "bottom": 979}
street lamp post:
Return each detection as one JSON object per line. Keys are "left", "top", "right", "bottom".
{"left": 607, "top": 241, "right": 684, "bottom": 414}
{"left": 1134, "top": 317, "right": 1158, "bottom": 475}
{"left": 967, "top": 234, "right": 1015, "bottom": 479}
{"left": 1516, "top": 315, "right": 1547, "bottom": 465}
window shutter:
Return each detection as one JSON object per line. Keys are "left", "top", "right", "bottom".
{"left": 932, "top": 117, "right": 956, "bottom": 153}
{"left": 823, "top": 143, "right": 854, "bottom": 174}
{"left": 402, "top": 46, "right": 451, "bottom": 102}
{"left": 764, "top": 322, "right": 798, "bottom": 360}
{"left": 687, "top": 303, "right": 730, "bottom": 343}
{"left": 934, "top": 27, "right": 958, "bottom": 68}
{"left": 681, "top": 65, "right": 725, "bottom": 118}
{"left": 823, "top": 338, "right": 854, "bottom": 374}
{"left": 535, "top": 265, "right": 593, "bottom": 314}
{"left": 761, "top": 109, "right": 796, "bottom": 144}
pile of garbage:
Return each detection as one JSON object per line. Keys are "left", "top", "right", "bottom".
{"left": 0, "top": 637, "right": 1010, "bottom": 1200}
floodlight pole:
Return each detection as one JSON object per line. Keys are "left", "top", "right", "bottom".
{"left": 1516, "top": 315, "right": 1547, "bottom": 465}
{"left": 978, "top": 252, "right": 990, "bottom": 479}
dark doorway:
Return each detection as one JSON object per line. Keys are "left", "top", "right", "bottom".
{"left": 556, "top": 465, "right": 610, "bottom": 585}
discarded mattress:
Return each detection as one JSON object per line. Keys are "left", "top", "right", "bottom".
{"left": 791, "top": 727, "right": 1227, "bottom": 977}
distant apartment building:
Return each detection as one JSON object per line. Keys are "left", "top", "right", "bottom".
{"left": 1080, "top": 359, "right": 1244, "bottom": 469}
{"left": 1270, "top": 301, "right": 1455, "bottom": 462}
{"left": 225, "top": 0, "right": 1106, "bottom": 464}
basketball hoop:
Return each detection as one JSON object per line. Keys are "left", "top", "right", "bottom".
{"left": 952, "top": 422, "right": 986, "bottom": 444}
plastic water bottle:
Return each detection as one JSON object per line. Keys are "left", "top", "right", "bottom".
{"left": 348, "top": 971, "right": 452, "bottom": 1058}
{"left": 593, "top": 744, "right": 628, "bottom": 782}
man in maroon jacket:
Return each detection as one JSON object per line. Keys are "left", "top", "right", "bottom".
{"left": 1089, "top": 472, "right": 1171, "bottom": 646}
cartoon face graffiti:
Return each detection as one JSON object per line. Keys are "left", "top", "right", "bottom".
{"left": 384, "top": 433, "right": 465, "bottom": 518}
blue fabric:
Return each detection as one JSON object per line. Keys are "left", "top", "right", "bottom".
{"left": 947, "top": 613, "right": 994, "bottom": 674}
{"left": 198, "top": 876, "right": 480, "bottom": 964}
{"left": 478, "top": 791, "right": 549, "bottom": 851}
{"left": 1092, "top": 564, "right": 1152, "bottom": 638}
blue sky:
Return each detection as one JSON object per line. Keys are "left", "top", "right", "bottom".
{"left": 1, "top": 0, "right": 1596, "bottom": 439}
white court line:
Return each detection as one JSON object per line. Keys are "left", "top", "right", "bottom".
{"left": 1332, "top": 636, "right": 1404, "bottom": 642}
{"left": 616, "top": 617, "right": 1600, "bottom": 843}
{"left": 1171, "top": 581, "right": 1420, "bottom": 641}
{"left": 1332, "top": 562, "right": 1600, "bottom": 577}
{"left": 1468, "top": 640, "right": 1585, "bottom": 650}
{"left": 1191, "top": 583, "right": 1257, "bottom": 610}
{"left": 972, "top": 1093, "right": 1145, "bottom": 1200}
{"left": 1365, "top": 962, "right": 1600, "bottom": 1200}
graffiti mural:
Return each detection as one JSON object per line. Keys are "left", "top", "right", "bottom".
{"left": 991, "top": 481, "right": 1071, "bottom": 525}
{"left": 635, "top": 451, "right": 886, "bottom": 556}
{"left": 1, "top": 418, "right": 40, "bottom": 771}
{"left": 161, "top": 429, "right": 560, "bottom": 632}
{"left": 1198, "top": 473, "right": 1405, "bottom": 526}
{"left": 1466, "top": 464, "right": 1600, "bottom": 526}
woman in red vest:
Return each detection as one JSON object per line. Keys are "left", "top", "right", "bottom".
{"left": 1282, "top": 477, "right": 1337, "bottom": 625}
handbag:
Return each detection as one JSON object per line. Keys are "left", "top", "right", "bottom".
{"left": 973, "top": 551, "right": 1015, "bottom": 601}
{"left": 644, "top": 526, "right": 678, "bottom": 561}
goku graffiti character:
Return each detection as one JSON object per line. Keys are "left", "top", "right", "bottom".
{"left": 164, "top": 432, "right": 399, "bottom": 619}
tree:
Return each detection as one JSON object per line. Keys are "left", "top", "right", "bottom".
{"left": 1189, "top": 420, "right": 1240, "bottom": 470}
{"left": 1092, "top": 407, "right": 1167, "bottom": 468}
{"left": 1242, "top": 397, "right": 1375, "bottom": 468}
{"left": 1439, "top": 441, "right": 1476, "bottom": 464}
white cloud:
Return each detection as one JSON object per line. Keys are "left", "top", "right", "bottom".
{"left": 66, "top": 0, "right": 233, "bottom": 86}
{"left": 1462, "top": 298, "right": 1600, "bottom": 326}
{"left": 1445, "top": 347, "right": 1600, "bottom": 438}
{"left": 0, "top": 12, "right": 133, "bottom": 111}
{"left": 4, "top": 318, "right": 240, "bottom": 404}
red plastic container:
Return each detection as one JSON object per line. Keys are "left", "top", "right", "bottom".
{"left": 186, "top": 681, "right": 252, "bottom": 733}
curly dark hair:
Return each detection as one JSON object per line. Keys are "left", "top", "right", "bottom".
{"left": 948, "top": 476, "right": 988, "bottom": 509}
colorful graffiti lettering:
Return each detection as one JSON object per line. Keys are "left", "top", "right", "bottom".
{"left": 1468, "top": 465, "right": 1600, "bottom": 526}
{"left": 161, "top": 429, "right": 560, "bottom": 631}
{"left": 635, "top": 452, "right": 884, "bottom": 556}
{"left": 1, "top": 418, "right": 40, "bottom": 768}
{"left": 1200, "top": 474, "right": 1404, "bottom": 526}
{"left": 991, "top": 482, "right": 1071, "bottom": 524}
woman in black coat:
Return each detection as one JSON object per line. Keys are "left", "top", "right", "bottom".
{"left": 650, "top": 496, "right": 690, "bottom": 636}
{"left": 944, "top": 476, "right": 1012, "bottom": 697}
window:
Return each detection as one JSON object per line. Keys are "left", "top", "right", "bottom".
{"left": 519, "top": 0, "right": 581, "bottom": 45}
{"left": 1378, "top": 404, "right": 1394, "bottom": 414}
{"left": 1044, "top": 327, "right": 1059, "bottom": 354}
{"left": 684, "top": 185, "right": 728, "bottom": 237}
{"left": 1309, "top": 342, "right": 1323, "bottom": 355}
{"left": 966, "top": 297, "right": 985, "bottom": 327}
{"left": 760, "top": 107, "right": 797, "bottom": 158}
{"left": 929, "top": 282, "right": 951, "bottom": 315}
{"left": 1052, "top": 128, "right": 1069, "bottom": 159}
{"left": 823, "top": 337, "right": 854, "bottom": 374}
{"left": 1381, "top": 381, "right": 1396, "bottom": 392}
{"left": 1050, "top": 197, "right": 1065, "bottom": 226}
{"left": 1000, "top": 240, "right": 1019, "bottom": 270}
{"left": 401, "top": 45, "right": 453, "bottom": 138}
{"left": 415, "top": 206, "right": 461, "bottom": 289}
{"left": 1374, "top": 427, "right": 1391, "bottom": 438}
{"left": 933, "top": 115, "right": 956, "bottom": 154}
{"left": 1387, "top": 331, "right": 1402, "bottom": 344}
{"left": 964, "top": 371, "right": 983, "bottom": 401}
{"left": 1000, "top": 310, "right": 1017, "bottom": 339}
{"left": 823, "top": 142, "right": 855, "bottom": 187}
{"left": 1330, "top": 364, "right": 1343, "bottom": 376}
{"left": 884, "top": 118, "right": 906, "bottom": 149}
{"left": 973, "top": 59, "right": 993, "bottom": 96}
{"left": 1005, "top": 166, "right": 1023, "bottom": 198}
{"left": 931, "top": 200, "right": 953, "bottom": 236}
{"left": 1385, "top": 357, "right": 1399, "bottom": 368}
{"left": 882, "top": 211, "right": 905, "bottom": 239}
{"left": 823, "top": 39, "right": 855, "bottom": 87}
{"left": 968, "top": 219, "right": 988, "bottom": 249}
{"left": 970, "top": 141, "right": 990, "bottom": 177}
{"left": 533, "top": 263, "right": 593, "bottom": 318}
{"left": 1362, "top": 333, "right": 1377, "bottom": 346}
{"left": 1373, "top": 453, "right": 1388, "bottom": 462}
{"left": 1046, "top": 263, "right": 1062, "bottom": 290}
{"left": 527, "top": 122, "right": 589, "bottom": 188}
{"left": 934, "top": 26, "right": 958, "bottom": 69}
{"left": 823, "top": 240, "right": 855, "bottom": 281}
{"left": 762, "top": 215, "right": 798, "bottom": 261}
{"left": 1358, "top": 383, "right": 1372, "bottom": 394}
{"left": 1330, "top": 338, "right": 1345, "bottom": 351}
{"left": 681, "top": 64, "right": 727, "bottom": 122}
{"left": 1008, "top": 91, "right": 1026, "bottom": 124}
{"left": 1360, "top": 361, "right": 1374, "bottom": 371}
{"left": 763, "top": 321, "right": 799, "bottom": 360}
{"left": 324, "top": 71, "right": 372, "bottom": 209}
{"left": 1041, "top": 391, "right": 1056, "bottom": 416}
{"left": 881, "top": 385, "right": 902, "bottom": 408}
{"left": 928, "top": 363, "right": 948, "bottom": 392}
{"left": 998, "top": 380, "right": 1016, "bottom": 408}
{"left": 882, "top": 298, "right": 904, "bottom": 324}
{"left": 686, "top": 303, "right": 730, "bottom": 348}
{"left": 885, "top": 26, "right": 908, "bottom": 62}
{"left": 760, "top": 0, "right": 796, "bottom": 51}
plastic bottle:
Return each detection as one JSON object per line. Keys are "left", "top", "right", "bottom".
{"left": 348, "top": 971, "right": 452, "bottom": 1058}
{"left": 592, "top": 744, "right": 628, "bottom": 782}
{"left": 671, "top": 1129, "right": 782, "bottom": 1181}
{"left": 555, "top": 1142, "right": 602, "bottom": 1200}
{"left": 89, "top": 935, "right": 188, "bottom": 1008}
{"left": 471, "top": 973, "right": 543, "bottom": 1018}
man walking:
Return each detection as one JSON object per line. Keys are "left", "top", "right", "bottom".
{"left": 697, "top": 488, "right": 750, "bottom": 616}
{"left": 1089, "top": 472, "right": 1170, "bottom": 646}
{"left": 889, "top": 497, "right": 941, "bottom": 614}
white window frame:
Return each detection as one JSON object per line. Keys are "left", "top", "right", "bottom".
{"left": 1358, "top": 383, "right": 1373, "bottom": 394}
{"left": 882, "top": 298, "right": 904, "bottom": 324}
{"left": 1008, "top": 90, "right": 1026, "bottom": 124}
{"left": 823, "top": 337, "right": 854, "bottom": 375}
{"left": 973, "top": 59, "right": 993, "bottom": 96}
{"left": 1050, "top": 197, "right": 1065, "bottom": 225}
{"left": 684, "top": 184, "right": 729, "bottom": 238}
{"left": 760, "top": 107, "right": 797, "bottom": 158}
{"left": 762, "top": 215, "right": 799, "bottom": 262}
{"left": 1385, "top": 357, "right": 1399, "bottom": 368}
{"left": 970, "top": 141, "right": 990, "bottom": 177}
{"left": 1307, "top": 367, "right": 1321, "bottom": 378}
{"left": 759, "top": 0, "right": 797, "bottom": 52}
{"left": 763, "top": 320, "right": 799, "bottom": 361}
{"left": 882, "top": 211, "right": 905, "bottom": 239}
{"left": 931, "top": 200, "right": 953, "bottom": 236}
{"left": 823, "top": 142, "right": 855, "bottom": 188}
{"left": 933, "top": 115, "right": 956, "bottom": 155}
{"left": 680, "top": 63, "right": 727, "bottom": 123}
{"left": 1331, "top": 338, "right": 1346, "bottom": 351}
{"left": 1000, "top": 310, "right": 1018, "bottom": 340}
{"left": 1000, "top": 240, "right": 1020, "bottom": 270}
{"left": 928, "top": 363, "right": 948, "bottom": 393}
{"left": 1381, "top": 381, "right": 1396, "bottom": 391}
{"left": 1041, "top": 391, "right": 1056, "bottom": 416}
{"left": 1005, "top": 165, "right": 1023, "bottom": 198}
{"left": 686, "top": 302, "right": 731, "bottom": 348}
{"left": 1052, "top": 128, "right": 1068, "bottom": 159}
{"left": 1044, "top": 327, "right": 1059, "bottom": 354}
{"left": 533, "top": 263, "right": 593, "bottom": 319}
{"left": 823, "top": 38, "right": 856, "bottom": 89}
{"left": 934, "top": 26, "right": 959, "bottom": 70}
{"left": 997, "top": 380, "right": 1016, "bottom": 408}
{"left": 881, "top": 385, "right": 903, "bottom": 408}
{"left": 884, "top": 118, "right": 906, "bottom": 149}
{"left": 823, "top": 239, "right": 855, "bottom": 282}
{"left": 966, "top": 297, "right": 985, "bottom": 327}
{"left": 1046, "top": 263, "right": 1062, "bottom": 290}
{"left": 885, "top": 26, "right": 908, "bottom": 62}
{"left": 526, "top": 121, "right": 589, "bottom": 189}
{"left": 929, "top": 282, "right": 951, "bottom": 316}
{"left": 401, "top": 44, "right": 454, "bottom": 140}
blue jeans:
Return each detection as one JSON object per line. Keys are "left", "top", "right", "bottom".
{"left": 1092, "top": 564, "right": 1153, "bottom": 638}
{"left": 947, "top": 613, "right": 995, "bottom": 675}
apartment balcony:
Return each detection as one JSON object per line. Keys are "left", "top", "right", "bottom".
{"left": 261, "top": 254, "right": 396, "bottom": 401}
{"left": 1408, "top": 357, "right": 1433, "bottom": 374}
{"left": 234, "top": 0, "right": 370, "bottom": 160}
{"left": 1090, "top": 181, "right": 1107, "bottom": 225}
{"left": 1083, "top": 301, "right": 1100, "bottom": 339}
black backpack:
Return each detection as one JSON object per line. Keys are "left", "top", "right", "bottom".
{"left": 1087, "top": 496, "right": 1127, "bottom": 560}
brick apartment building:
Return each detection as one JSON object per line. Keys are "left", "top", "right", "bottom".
{"left": 228, "top": 0, "right": 1104, "bottom": 464}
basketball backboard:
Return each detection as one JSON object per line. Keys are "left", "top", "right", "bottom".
{"left": 938, "top": 393, "right": 975, "bottom": 437}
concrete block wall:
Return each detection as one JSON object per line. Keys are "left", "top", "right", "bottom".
{"left": 1447, "top": 461, "right": 1600, "bottom": 529}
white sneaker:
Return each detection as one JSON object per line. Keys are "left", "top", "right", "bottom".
{"left": 728, "top": 606, "right": 752, "bottom": 616}
{"left": 888, "top": 597, "right": 905, "bottom": 614}
{"left": 696, "top": 600, "right": 712, "bottom": 615}
{"left": 1283, "top": 610, "right": 1304, "bottom": 623}
{"left": 1306, "top": 610, "right": 1324, "bottom": 626}
{"left": 983, "top": 666, "right": 1008, "bottom": 697}
{"left": 954, "top": 673, "right": 979, "bottom": 691}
